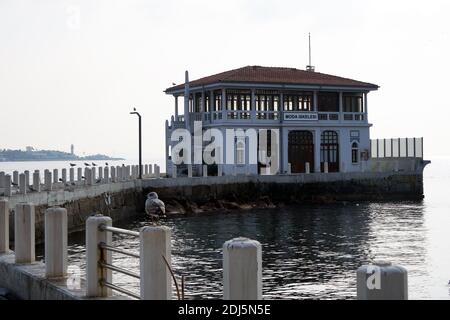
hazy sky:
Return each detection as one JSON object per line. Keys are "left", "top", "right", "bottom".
{"left": 1, "top": 0, "right": 449, "bottom": 162}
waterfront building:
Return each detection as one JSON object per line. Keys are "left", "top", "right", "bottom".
{"left": 165, "top": 65, "right": 379, "bottom": 176}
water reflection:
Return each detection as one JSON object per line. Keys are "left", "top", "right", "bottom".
{"left": 35, "top": 201, "right": 434, "bottom": 300}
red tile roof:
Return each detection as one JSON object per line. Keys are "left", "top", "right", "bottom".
{"left": 165, "top": 66, "right": 379, "bottom": 93}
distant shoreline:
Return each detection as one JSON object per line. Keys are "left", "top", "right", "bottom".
{"left": 0, "top": 158, "right": 125, "bottom": 162}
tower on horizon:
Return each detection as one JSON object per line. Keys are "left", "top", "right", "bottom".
{"left": 70, "top": 144, "right": 74, "bottom": 155}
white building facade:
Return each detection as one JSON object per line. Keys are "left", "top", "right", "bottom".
{"left": 165, "top": 66, "right": 379, "bottom": 176}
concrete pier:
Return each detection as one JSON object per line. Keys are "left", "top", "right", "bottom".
{"left": 62, "top": 169, "right": 67, "bottom": 183}
{"left": 19, "top": 173, "right": 27, "bottom": 195}
{"left": 69, "top": 168, "right": 75, "bottom": 183}
{"left": 4, "top": 175, "right": 12, "bottom": 197}
{"left": 77, "top": 168, "right": 82, "bottom": 182}
{"left": 32, "top": 171, "right": 40, "bottom": 192}
{"left": 44, "top": 170, "right": 52, "bottom": 191}
{"left": 0, "top": 199, "right": 9, "bottom": 253}
{"left": 13, "top": 171, "right": 19, "bottom": 185}
{"left": 53, "top": 169, "right": 59, "bottom": 183}
{"left": 24, "top": 170, "right": 30, "bottom": 187}
{"left": 139, "top": 226, "right": 172, "bottom": 300}
{"left": 0, "top": 172, "right": 5, "bottom": 188}
{"left": 14, "top": 203, "right": 35, "bottom": 264}
{"left": 45, "top": 207, "right": 68, "bottom": 278}
{"left": 223, "top": 237, "right": 262, "bottom": 300}
{"left": 104, "top": 167, "right": 109, "bottom": 183}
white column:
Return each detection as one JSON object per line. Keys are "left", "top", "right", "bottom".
{"left": 53, "top": 169, "right": 59, "bottom": 183}
{"left": 77, "top": 168, "right": 82, "bottom": 182}
{"left": 251, "top": 89, "right": 256, "bottom": 121}
{"left": 13, "top": 171, "right": 19, "bottom": 185}
{"left": 324, "top": 162, "right": 329, "bottom": 173}
{"left": 24, "top": 170, "right": 30, "bottom": 187}
{"left": 155, "top": 165, "right": 160, "bottom": 178}
{"left": 98, "top": 167, "right": 103, "bottom": 181}
{"left": 69, "top": 168, "right": 75, "bottom": 183}
{"left": 313, "top": 91, "right": 318, "bottom": 111}
{"left": 14, "top": 203, "right": 35, "bottom": 263}
{"left": 32, "top": 171, "right": 41, "bottom": 192}
{"left": 223, "top": 237, "right": 262, "bottom": 300}
{"left": 4, "top": 175, "right": 11, "bottom": 197}
{"left": 45, "top": 207, "right": 67, "bottom": 278}
{"left": 111, "top": 166, "right": 116, "bottom": 182}
{"left": 86, "top": 215, "right": 112, "bottom": 297}
{"left": 139, "top": 226, "right": 172, "bottom": 300}
{"left": 61, "top": 168, "right": 67, "bottom": 183}
{"left": 44, "top": 170, "right": 52, "bottom": 191}
{"left": 314, "top": 129, "right": 321, "bottom": 173}
{"left": 19, "top": 173, "right": 27, "bottom": 194}
{"left": 0, "top": 171, "right": 5, "bottom": 188}
{"left": 221, "top": 88, "right": 227, "bottom": 120}
{"left": 218, "top": 164, "right": 223, "bottom": 177}
{"left": 357, "top": 261, "right": 408, "bottom": 300}
{"left": 104, "top": 167, "right": 109, "bottom": 183}
{"left": 305, "top": 162, "right": 310, "bottom": 174}
{"left": 148, "top": 164, "right": 153, "bottom": 176}
{"left": 0, "top": 199, "right": 9, "bottom": 253}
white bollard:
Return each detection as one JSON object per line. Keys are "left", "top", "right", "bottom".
{"left": 126, "top": 166, "right": 131, "bottom": 180}
{"left": 223, "top": 237, "right": 262, "bottom": 300}
{"left": 69, "top": 168, "right": 75, "bottom": 183}
{"left": 32, "top": 171, "right": 41, "bottom": 192}
{"left": 4, "top": 175, "right": 12, "bottom": 197}
{"left": 13, "top": 171, "right": 19, "bottom": 185}
{"left": 104, "top": 167, "right": 109, "bottom": 183}
{"left": 203, "top": 165, "right": 208, "bottom": 177}
{"left": 98, "top": 167, "right": 103, "bottom": 181}
{"left": 287, "top": 163, "right": 291, "bottom": 175}
{"left": 44, "top": 170, "right": 52, "bottom": 191}
{"left": 61, "top": 168, "right": 67, "bottom": 183}
{"left": 140, "top": 226, "right": 172, "bottom": 300}
{"left": 53, "top": 169, "right": 59, "bottom": 183}
{"left": 172, "top": 165, "right": 177, "bottom": 178}
{"left": 324, "top": 162, "right": 329, "bottom": 173}
{"left": 92, "top": 167, "right": 97, "bottom": 182}
{"left": 0, "top": 171, "right": 5, "bottom": 188}
{"left": 0, "top": 199, "right": 9, "bottom": 253}
{"left": 24, "top": 170, "right": 30, "bottom": 187}
{"left": 14, "top": 203, "right": 35, "bottom": 263}
{"left": 116, "top": 166, "right": 121, "bottom": 181}
{"left": 144, "top": 164, "right": 149, "bottom": 177}
{"left": 305, "top": 162, "right": 310, "bottom": 174}
{"left": 187, "top": 164, "right": 192, "bottom": 178}
{"left": 77, "top": 168, "right": 82, "bottom": 182}
{"left": 148, "top": 164, "right": 153, "bottom": 177}
{"left": 357, "top": 261, "right": 408, "bottom": 300}
{"left": 394, "top": 161, "right": 399, "bottom": 172}
{"left": 218, "top": 164, "right": 223, "bottom": 177}
{"left": 111, "top": 166, "right": 116, "bottom": 182}
{"left": 86, "top": 215, "right": 112, "bottom": 297}
{"left": 45, "top": 207, "right": 68, "bottom": 278}
{"left": 155, "top": 165, "right": 160, "bottom": 179}
{"left": 19, "top": 173, "right": 27, "bottom": 195}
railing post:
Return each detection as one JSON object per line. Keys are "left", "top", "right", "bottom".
{"left": 69, "top": 168, "right": 75, "bottom": 183}
{"left": 45, "top": 207, "right": 67, "bottom": 278}
{"left": 4, "top": 175, "right": 12, "bottom": 197}
{"left": 155, "top": 165, "right": 160, "bottom": 179}
{"left": 61, "top": 168, "right": 67, "bottom": 183}
{"left": 0, "top": 199, "right": 9, "bottom": 253}
{"left": 139, "top": 226, "right": 172, "bottom": 300}
{"left": 148, "top": 164, "right": 153, "bottom": 177}
{"left": 77, "top": 168, "right": 82, "bottom": 183}
{"left": 357, "top": 261, "right": 408, "bottom": 300}
{"left": 44, "top": 169, "right": 52, "bottom": 191}
{"left": 19, "top": 173, "right": 27, "bottom": 195}
{"left": 86, "top": 215, "right": 112, "bottom": 297}
{"left": 13, "top": 171, "right": 19, "bottom": 186}
{"left": 223, "top": 237, "right": 262, "bottom": 300}
{"left": 111, "top": 166, "right": 116, "bottom": 182}
{"left": 305, "top": 162, "right": 310, "bottom": 174}
{"left": 0, "top": 171, "right": 5, "bottom": 189}
{"left": 53, "top": 169, "right": 59, "bottom": 184}
{"left": 14, "top": 203, "right": 35, "bottom": 263}
{"left": 324, "top": 162, "right": 329, "bottom": 173}
{"left": 98, "top": 167, "right": 103, "bottom": 182}
{"left": 104, "top": 166, "right": 109, "bottom": 184}
{"left": 24, "top": 170, "right": 30, "bottom": 188}
{"left": 187, "top": 164, "right": 192, "bottom": 178}
{"left": 144, "top": 164, "right": 149, "bottom": 177}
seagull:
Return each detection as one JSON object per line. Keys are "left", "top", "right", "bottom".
{"left": 59, "top": 178, "right": 64, "bottom": 182}
{"left": 70, "top": 163, "right": 76, "bottom": 167}
{"left": 84, "top": 163, "right": 90, "bottom": 167}
{"left": 95, "top": 179, "right": 101, "bottom": 184}
{"left": 172, "top": 82, "right": 176, "bottom": 86}
{"left": 105, "top": 162, "right": 109, "bottom": 166}
{"left": 11, "top": 182, "right": 18, "bottom": 186}
{"left": 92, "top": 162, "right": 97, "bottom": 167}
{"left": 81, "top": 176, "right": 86, "bottom": 180}
{"left": 29, "top": 186, "right": 36, "bottom": 192}
{"left": 145, "top": 192, "right": 166, "bottom": 222}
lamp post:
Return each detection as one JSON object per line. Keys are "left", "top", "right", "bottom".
{"left": 130, "top": 108, "right": 142, "bottom": 179}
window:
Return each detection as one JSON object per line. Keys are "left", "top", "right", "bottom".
{"left": 343, "top": 93, "right": 364, "bottom": 113}
{"left": 214, "top": 91, "right": 222, "bottom": 111}
{"left": 236, "top": 140, "right": 245, "bottom": 165}
{"left": 283, "top": 92, "right": 313, "bottom": 111}
{"left": 352, "top": 142, "right": 359, "bottom": 163}
{"left": 318, "top": 92, "right": 339, "bottom": 112}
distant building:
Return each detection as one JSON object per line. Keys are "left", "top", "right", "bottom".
{"left": 71, "top": 144, "right": 74, "bottom": 155}
{"left": 26, "top": 146, "right": 34, "bottom": 152}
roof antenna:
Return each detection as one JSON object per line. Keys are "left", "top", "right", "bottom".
{"left": 306, "top": 33, "right": 315, "bottom": 72}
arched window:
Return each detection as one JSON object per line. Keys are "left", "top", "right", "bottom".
{"left": 352, "top": 142, "right": 359, "bottom": 163}
{"left": 236, "top": 140, "right": 245, "bottom": 165}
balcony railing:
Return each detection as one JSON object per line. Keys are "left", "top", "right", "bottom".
{"left": 371, "top": 138, "right": 423, "bottom": 159}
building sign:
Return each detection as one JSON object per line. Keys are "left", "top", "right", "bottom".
{"left": 283, "top": 112, "right": 318, "bottom": 121}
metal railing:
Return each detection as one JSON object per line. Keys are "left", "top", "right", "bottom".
{"left": 370, "top": 137, "right": 423, "bottom": 159}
